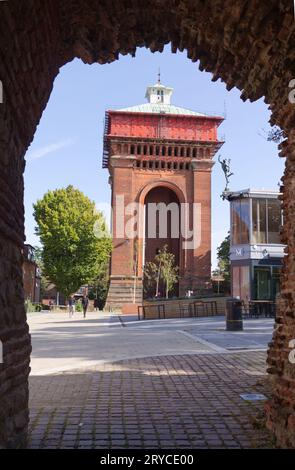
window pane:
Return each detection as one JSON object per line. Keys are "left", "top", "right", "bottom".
{"left": 231, "top": 201, "right": 240, "bottom": 245}
{"left": 239, "top": 200, "right": 250, "bottom": 244}
{"left": 232, "top": 266, "right": 241, "bottom": 298}
{"left": 240, "top": 266, "right": 250, "bottom": 301}
{"left": 272, "top": 266, "right": 282, "bottom": 299}
{"left": 252, "top": 199, "right": 266, "bottom": 243}
{"left": 254, "top": 267, "right": 271, "bottom": 300}
{"left": 267, "top": 199, "right": 282, "bottom": 244}
{"left": 231, "top": 200, "right": 250, "bottom": 244}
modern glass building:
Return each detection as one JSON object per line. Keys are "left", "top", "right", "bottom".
{"left": 225, "top": 189, "right": 285, "bottom": 302}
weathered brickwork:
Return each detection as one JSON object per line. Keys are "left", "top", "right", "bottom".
{"left": 266, "top": 131, "right": 295, "bottom": 448}
{"left": 0, "top": 0, "right": 294, "bottom": 448}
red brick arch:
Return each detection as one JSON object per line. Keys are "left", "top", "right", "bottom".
{"left": 137, "top": 180, "right": 186, "bottom": 277}
{"left": 138, "top": 180, "right": 186, "bottom": 205}
{"left": 0, "top": 0, "right": 295, "bottom": 448}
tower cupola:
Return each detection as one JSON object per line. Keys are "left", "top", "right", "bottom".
{"left": 145, "top": 76, "right": 173, "bottom": 105}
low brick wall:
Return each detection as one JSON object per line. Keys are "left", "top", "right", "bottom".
{"left": 141, "top": 296, "right": 229, "bottom": 320}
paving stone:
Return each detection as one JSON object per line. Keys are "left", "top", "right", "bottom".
{"left": 28, "top": 352, "right": 274, "bottom": 449}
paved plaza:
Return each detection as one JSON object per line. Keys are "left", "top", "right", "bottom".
{"left": 28, "top": 311, "right": 276, "bottom": 448}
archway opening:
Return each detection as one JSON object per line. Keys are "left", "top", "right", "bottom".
{"left": 1, "top": 0, "right": 294, "bottom": 449}
{"left": 143, "top": 186, "right": 180, "bottom": 298}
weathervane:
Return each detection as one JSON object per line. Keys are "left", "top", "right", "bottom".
{"left": 158, "top": 68, "right": 161, "bottom": 84}
{"left": 218, "top": 155, "right": 234, "bottom": 199}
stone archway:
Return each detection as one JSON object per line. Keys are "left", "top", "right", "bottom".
{"left": 0, "top": 0, "right": 295, "bottom": 448}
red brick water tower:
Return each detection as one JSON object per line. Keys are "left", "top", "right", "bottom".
{"left": 103, "top": 80, "right": 224, "bottom": 309}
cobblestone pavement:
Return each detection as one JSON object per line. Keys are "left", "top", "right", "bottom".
{"left": 28, "top": 351, "right": 274, "bottom": 449}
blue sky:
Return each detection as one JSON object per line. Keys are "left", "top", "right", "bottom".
{"left": 24, "top": 46, "right": 284, "bottom": 268}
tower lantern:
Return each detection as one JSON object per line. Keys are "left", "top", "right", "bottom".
{"left": 145, "top": 82, "right": 173, "bottom": 104}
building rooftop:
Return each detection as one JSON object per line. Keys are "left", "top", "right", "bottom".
{"left": 224, "top": 188, "right": 282, "bottom": 200}
{"left": 119, "top": 102, "right": 208, "bottom": 116}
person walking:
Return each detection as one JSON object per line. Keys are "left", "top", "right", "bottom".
{"left": 94, "top": 298, "right": 99, "bottom": 312}
{"left": 82, "top": 296, "right": 89, "bottom": 318}
{"left": 68, "top": 296, "right": 75, "bottom": 318}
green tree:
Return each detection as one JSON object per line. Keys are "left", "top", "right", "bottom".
{"left": 33, "top": 246, "right": 50, "bottom": 300}
{"left": 143, "top": 260, "right": 158, "bottom": 298}
{"left": 216, "top": 232, "right": 230, "bottom": 282}
{"left": 144, "top": 245, "right": 179, "bottom": 299}
{"left": 33, "top": 186, "right": 112, "bottom": 298}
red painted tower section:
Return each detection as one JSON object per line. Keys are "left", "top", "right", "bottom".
{"left": 103, "top": 82, "right": 224, "bottom": 309}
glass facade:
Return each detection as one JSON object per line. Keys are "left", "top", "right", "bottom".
{"left": 232, "top": 264, "right": 282, "bottom": 301}
{"left": 231, "top": 199, "right": 250, "bottom": 245}
{"left": 229, "top": 193, "right": 283, "bottom": 302}
{"left": 253, "top": 265, "right": 282, "bottom": 300}
{"left": 232, "top": 265, "right": 250, "bottom": 301}
{"left": 254, "top": 266, "right": 271, "bottom": 299}
{"left": 267, "top": 199, "right": 282, "bottom": 244}
{"left": 252, "top": 198, "right": 282, "bottom": 244}
{"left": 252, "top": 198, "right": 266, "bottom": 243}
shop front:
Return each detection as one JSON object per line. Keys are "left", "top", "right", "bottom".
{"left": 226, "top": 189, "right": 285, "bottom": 303}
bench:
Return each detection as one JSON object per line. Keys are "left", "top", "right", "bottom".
{"left": 138, "top": 303, "right": 166, "bottom": 320}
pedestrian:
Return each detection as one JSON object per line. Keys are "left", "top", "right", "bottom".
{"left": 82, "top": 296, "right": 89, "bottom": 318}
{"left": 68, "top": 296, "right": 75, "bottom": 318}
{"left": 94, "top": 298, "right": 99, "bottom": 311}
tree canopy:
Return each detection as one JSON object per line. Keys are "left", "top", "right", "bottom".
{"left": 33, "top": 185, "right": 112, "bottom": 298}
{"left": 216, "top": 232, "right": 230, "bottom": 282}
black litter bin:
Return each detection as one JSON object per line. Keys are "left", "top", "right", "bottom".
{"left": 226, "top": 298, "right": 243, "bottom": 331}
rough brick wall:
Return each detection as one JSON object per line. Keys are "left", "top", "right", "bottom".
{"left": 0, "top": 0, "right": 294, "bottom": 448}
{"left": 266, "top": 131, "right": 295, "bottom": 447}
{"left": 0, "top": 0, "right": 61, "bottom": 448}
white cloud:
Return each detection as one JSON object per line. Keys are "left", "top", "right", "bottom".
{"left": 26, "top": 139, "right": 74, "bottom": 162}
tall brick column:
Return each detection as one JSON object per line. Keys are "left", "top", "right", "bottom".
{"left": 105, "top": 156, "right": 143, "bottom": 308}
{"left": 0, "top": 0, "right": 61, "bottom": 448}
{"left": 180, "top": 160, "right": 214, "bottom": 293}
{"left": 266, "top": 133, "right": 295, "bottom": 447}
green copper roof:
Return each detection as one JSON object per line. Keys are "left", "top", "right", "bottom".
{"left": 119, "top": 102, "right": 208, "bottom": 117}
